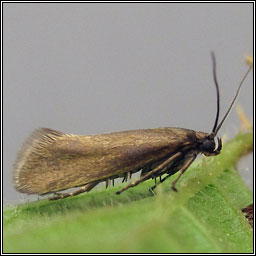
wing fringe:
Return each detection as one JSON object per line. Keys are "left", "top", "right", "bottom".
{"left": 13, "top": 128, "right": 64, "bottom": 193}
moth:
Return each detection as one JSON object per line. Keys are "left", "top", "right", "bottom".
{"left": 13, "top": 53, "right": 252, "bottom": 200}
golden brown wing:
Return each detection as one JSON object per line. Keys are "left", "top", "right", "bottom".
{"left": 13, "top": 127, "right": 196, "bottom": 195}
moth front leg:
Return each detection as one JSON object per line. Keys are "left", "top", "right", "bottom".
{"left": 171, "top": 153, "right": 197, "bottom": 192}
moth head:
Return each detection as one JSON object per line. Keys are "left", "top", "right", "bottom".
{"left": 200, "top": 135, "right": 222, "bottom": 156}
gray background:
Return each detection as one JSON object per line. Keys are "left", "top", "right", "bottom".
{"left": 3, "top": 3, "right": 253, "bottom": 204}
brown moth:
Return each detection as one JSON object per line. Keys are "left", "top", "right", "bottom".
{"left": 13, "top": 53, "right": 252, "bottom": 200}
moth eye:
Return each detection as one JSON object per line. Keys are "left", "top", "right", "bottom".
{"left": 201, "top": 139, "right": 215, "bottom": 152}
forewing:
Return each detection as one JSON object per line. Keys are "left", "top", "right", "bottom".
{"left": 13, "top": 127, "right": 195, "bottom": 194}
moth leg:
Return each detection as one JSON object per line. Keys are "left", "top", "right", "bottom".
{"left": 149, "top": 187, "right": 157, "bottom": 196}
{"left": 171, "top": 154, "right": 197, "bottom": 192}
{"left": 150, "top": 173, "right": 172, "bottom": 192}
{"left": 116, "top": 152, "right": 182, "bottom": 194}
{"left": 122, "top": 172, "right": 130, "bottom": 183}
{"left": 106, "top": 178, "right": 111, "bottom": 188}
{"left": 49, "top": 181, "right": 98, "bottom": 200}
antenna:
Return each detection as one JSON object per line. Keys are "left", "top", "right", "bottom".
{"left": 211, "top": 52, "right": 220, "bottom": 134}
{"left": 213, "top": 64, "right": 252, "bottom": 136}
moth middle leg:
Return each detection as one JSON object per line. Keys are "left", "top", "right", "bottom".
{"left": 151, "top": 153, "right": 197, "bottom": 192}
{"left": 149, "top": 173, "right": 172, "bottom": 194}
{"left": 116, "top": 152, "right": 182, "bottom": 194}
{"left": 171, "top": 153, "right": 197, "bottom": 192}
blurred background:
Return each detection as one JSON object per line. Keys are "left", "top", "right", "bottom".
{"left": 3, "top": 3, "right": 253, "bottom": 204}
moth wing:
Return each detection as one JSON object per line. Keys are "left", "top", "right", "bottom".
{"left": 13, "top": 127, "right": 195, "bottom": 195}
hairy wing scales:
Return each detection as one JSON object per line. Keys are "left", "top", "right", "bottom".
{"left": 13, "top": 127, "right": 195, "bottom": 194}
